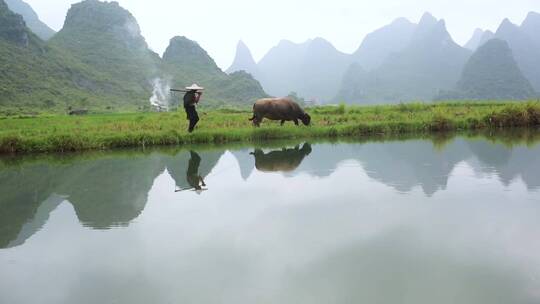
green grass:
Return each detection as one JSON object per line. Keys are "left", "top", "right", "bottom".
{"left": 1, "top": 101, "right": 540, "bottom": 154}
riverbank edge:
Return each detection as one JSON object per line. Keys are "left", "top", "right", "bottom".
{"left": 1, "top": 102, "right": 540, "bottom": 154}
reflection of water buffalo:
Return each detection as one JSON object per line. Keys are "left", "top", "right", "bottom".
{"left": 249, "top": 98, "right": 311, "bottom": 127}
{"left": 251, "top": 143, "right": 312, "bottom": 172}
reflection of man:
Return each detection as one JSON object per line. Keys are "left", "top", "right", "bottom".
{"left": 175, "top": 151, "right": 208, "bottom": 194}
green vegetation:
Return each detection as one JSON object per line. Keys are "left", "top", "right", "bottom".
{"left": 0, "top": 0, "right": 267, "bottom": 111}
{"left": 5, "top": 0, "right": 55, "bottom": 40}
{"left": 48, "top": 0, "right": 162, "bottom": 104}
{"left": 0, "top": 0, "right": 149, "bottom": 110}
{"left": 1, "top": 101, "right": 539, "bottom": 154}
{"left": 163, "top": 36, "right": 267, "bottom": 107}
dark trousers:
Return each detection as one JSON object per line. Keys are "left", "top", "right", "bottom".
{"left": 185, "top": 106, "right": 199, "bottom": 133}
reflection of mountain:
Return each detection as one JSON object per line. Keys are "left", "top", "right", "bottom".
{"left": 232, "top": 139, "right": 540, "bottom": 195}
{"left": 57, "top": 155, "right": 164, "bottom": 229}
{"left": 359, "top": 140, "right": 471, "bottom": 195}
{"left": 502, "top": 147, "right": 540, "bottom": 190}
{"left": 468, "top": 141, "right": 540, "bottom": 190}
{"left": 2, "top": 137, "right": 540, "bottom": 249}
{"left": 231, "top": 149, "right": 255, "bottom": 180}
{"left": 295, "top": 141, "right": 470, "bottom": 195}
{"left": 0, "top": 150, "right": 225, "bottom": 248}
{"left": 295, "top": 143, "right": 360, "bottom": 177}
{"left": 0, "top": 163, "right": 63, "bottom": 248}
{"left": 7, "top": 194, "right": 64, "bottom": 248}
{"left": 467, "top": 140, "right": 512, "bottom": 168}
{"left": 251, "top": 144, "right": 312, "bottom": 173}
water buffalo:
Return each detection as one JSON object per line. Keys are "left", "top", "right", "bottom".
{"left": 68, "top": 109, "right": 88, "bottom": 116}
{"left": 249, "top": 97, "right": 311, "bottom": 127}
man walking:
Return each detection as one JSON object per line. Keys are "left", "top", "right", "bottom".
{"left": 183, "top": 84, "right": 204, "bottom": 133}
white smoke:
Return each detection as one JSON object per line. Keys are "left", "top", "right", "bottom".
{"left": 149, "top": 78, "right": 171, "bottom": 111}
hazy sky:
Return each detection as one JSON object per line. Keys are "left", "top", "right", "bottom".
{"left": 25, "top": 0, "right": 540, "bottom": 70}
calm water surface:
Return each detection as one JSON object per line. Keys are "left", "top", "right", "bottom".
{"left": 1, "top": 134, "right": 540, "bottom": 304}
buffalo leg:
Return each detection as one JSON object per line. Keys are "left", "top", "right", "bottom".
{"left": 252, "top": 117, "right": 261, "bottom": 127}
{"left": 251, "top": 115, "right": 258, "bottom": 127}
{"left": 294, "top": 119, "right": 299, "bottom": 126}
{"left": 281, "top": 120, "right": 286, "bottom": 126}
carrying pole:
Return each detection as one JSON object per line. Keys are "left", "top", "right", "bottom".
{"left": 170, "top": 89, "right": 189, "bottom": 93}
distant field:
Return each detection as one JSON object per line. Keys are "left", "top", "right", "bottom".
{"left": 1, "top": 102, "right": 540, "bottom": 153}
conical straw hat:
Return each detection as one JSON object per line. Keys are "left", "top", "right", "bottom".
{"left": 185, "top": 83, "right": 204, "bottom": 91}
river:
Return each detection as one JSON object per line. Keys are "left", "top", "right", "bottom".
{"left": 1, "top": 133, "right": 540, "bottom": 303}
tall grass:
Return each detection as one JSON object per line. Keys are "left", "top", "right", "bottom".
{"left": 1, "top": 101, "right": 539, "bottom": 154}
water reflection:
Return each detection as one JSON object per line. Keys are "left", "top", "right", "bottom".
{"left": 2, "top": 132, "right": 540, "bottom": 303}
{"left": 251, "top": 143, "right": 312, "bottom": 173}
{"left": 0, "top": 150, "right": 225, "bottom": 247}
{"left": 167, "top": 150, "right": 220, "bottom": 193}
{"left": 1, "top": 133, "right": 540, "bottom": 250}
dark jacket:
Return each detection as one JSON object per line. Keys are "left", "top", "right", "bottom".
{"left": 183, "top": 91, "right": 200, "bottom": 107}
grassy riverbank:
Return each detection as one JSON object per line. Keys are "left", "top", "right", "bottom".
{"left": 1, "top": 102, "right": 540, "bottom": 153}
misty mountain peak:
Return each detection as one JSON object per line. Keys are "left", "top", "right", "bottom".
{"left": 237, "top": 40, "right": 248, "bottom": 50}
{"left": 428, "top": 20, "right": 455, "bottom": 45}
{"left": 391, "top": 17, "right": 414, "bottom": 26}
{"left": 412, "top": 15, "right": 454, "bottom": 45}
{"left": 64, "top": 0, "right": 139, "bottom": 34}
{"left": 521, "top": 11, "right": 540, "bottom": 43}
{"left": 493, "top": 14, "right": 540, "bottom": 91}
{"left": 277, "top": 39, "right": 296, "bottom": 47}
{"left": 483, "top": 30, "right": 494, "bottom": 37}
{"left": 496, "top": 18, "right": 523, "bottom": 42}
{"left": 454, "top": 38, "right": 535, "bottom": 100}
{"left": 277, "top": 38, "right": 315, "bottom": 49}
{"left": 352, "top": 17, "right": 417, "bottom": 70}
{"left": 437, "top": 19, "right": 447, "bottom": 29}
{"left": 498, "top": 18, "right": 518, "bottom": 32}
{"left": 464, "top": 28, "right": 484, "bottom": 50}
{"left": 472, "top": 28, "right": 484, "bottom": 35}
{"left": 465, "top": 29, "right": 495, "bottom": 50}
{"left": 525, "top": 11, "right": 540, "bottom": 21}
{"left": 412, "top": 13, "right": 446, "bottom": 42}
{"left": 232, "top": 40, "right": 252, "bottom": 58}
{"left": 5, "top": 0, "right": 55, "bottom": 40}
{"left": 309, "top": 37, "right": 339, "bottom": 51}
{"left": 419, "top": 12, "right": 438, "bottom": 27}
{"left": 0, "top": 0, "right": 32, "bottom": 47}
{"left": 226, "top": 40, "right": 257, "bottom": 74}
{"left": 163, "top": 36, "right": 220, "bottom": 73}
{"left": 60, "top": 0, "right": 149, "bottom": 50}
{"left": 311, "top": 37, "right": 330, "bottom": 44}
